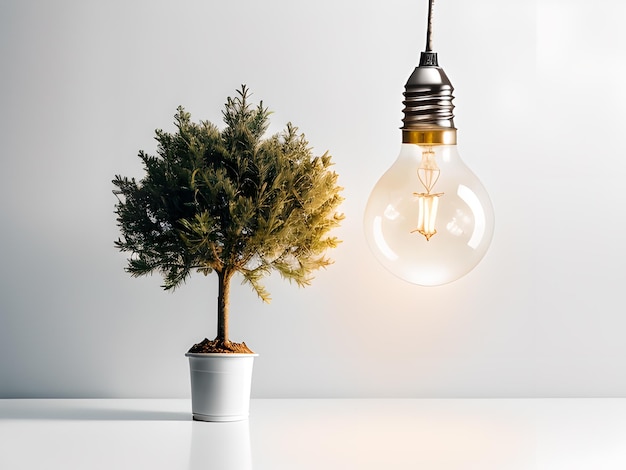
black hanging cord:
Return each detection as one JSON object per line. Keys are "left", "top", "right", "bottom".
{"left": 425, "top": 0, "right": 434, "bottom": 52}
{"left": 419, "top": 0, "right": 439, "bottom": 66}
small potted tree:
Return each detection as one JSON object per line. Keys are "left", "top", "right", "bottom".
{"left": 113, "top": 86, "right": 343, "bottom": 421}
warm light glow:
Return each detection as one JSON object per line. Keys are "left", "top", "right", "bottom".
{"left": 414, "top": 193, "right": 440, "bottom": 240}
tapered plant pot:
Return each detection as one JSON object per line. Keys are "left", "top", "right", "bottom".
{"left": 186, "top": 353, "right": 258, "bottom": 422}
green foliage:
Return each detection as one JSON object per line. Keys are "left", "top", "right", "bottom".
{"left": 113, "top": 86, "right": 344, "bottom": 302}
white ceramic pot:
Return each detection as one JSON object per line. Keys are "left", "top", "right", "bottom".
{"left": 185, "top": 353, "right": 258, "bottom": 422}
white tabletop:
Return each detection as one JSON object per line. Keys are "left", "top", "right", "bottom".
{"left": 1, "top": 398, "right": 626, "bottom": 469}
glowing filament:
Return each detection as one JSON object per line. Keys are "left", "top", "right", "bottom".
{"left": 412, "top": 147, "right": 443, "bottom": 241}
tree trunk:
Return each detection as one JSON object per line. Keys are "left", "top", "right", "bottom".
{"left": 216, "top": 269, "right": 233, "bottom": 345}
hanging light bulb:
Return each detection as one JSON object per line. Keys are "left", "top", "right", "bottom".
{"left": 364, "top": 0, "right": 494, "bottom": 286}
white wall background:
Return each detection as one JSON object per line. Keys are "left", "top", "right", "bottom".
{"left": 1, "top": 0, "right": 625, "bottom": 398}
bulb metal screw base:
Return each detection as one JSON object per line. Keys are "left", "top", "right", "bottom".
{"left": 401, "top": 63, "right": 456, "bottom": 133}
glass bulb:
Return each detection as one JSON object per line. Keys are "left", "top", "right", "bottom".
{"left": 364, "top": 143, "right": 494, "bottom": 286}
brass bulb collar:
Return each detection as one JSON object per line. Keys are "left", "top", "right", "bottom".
{"left": 402, "top": 129, "right": 457, "bottom": 145}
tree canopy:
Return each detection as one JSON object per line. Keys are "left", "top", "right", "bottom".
{"left": 113, "top": 86, "right": 344, "bottom": 303}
